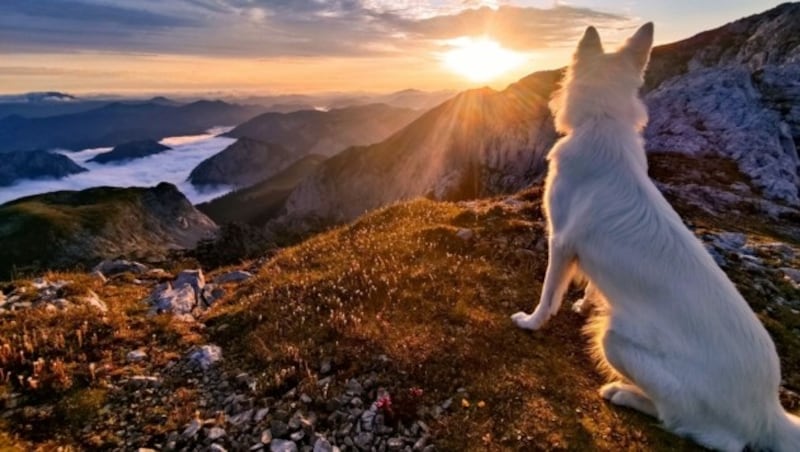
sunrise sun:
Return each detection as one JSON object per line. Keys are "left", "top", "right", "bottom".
{"left": 442, "top": 37, "right": 527, "bottom": 82}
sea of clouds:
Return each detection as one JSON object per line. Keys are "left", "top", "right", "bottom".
{"left": 0, "top": 127, "right": 237, "bottom": 205}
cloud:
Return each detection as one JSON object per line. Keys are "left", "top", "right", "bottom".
{"left": 0, "top": 128, "right": 237, "bottom": 205}
{"left": 0, "top": 0, "right": 632, "bottom": 58}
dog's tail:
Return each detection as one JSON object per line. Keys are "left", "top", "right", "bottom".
{"left": 763, "top": 410, "right": 800, "bottom": 452}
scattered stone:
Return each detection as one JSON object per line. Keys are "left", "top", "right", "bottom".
{"left": 80, "top": 290, "right": 108, "bottom": 312}
{"left": 270, "top": 439, "right": 298, "bottom": 452}
{"left": 271, "top": 420, "right": 290, "bottom": 439}
{"left": 208, "top": 426, "right": 226, "bottom": 440}
{"left": 313, "top": 436, "right": 334, "bottom": 452}
{"left": 188, "top": 345, "right": 223, "bottom": 370}
{"left": 91, "top": 270, "right": 107, "bottom": 283}
{"left": 261, "top": 429, "right": 273, "bottom": 444}
{"left": 94, "top": 259, "right": 148, "bottom": 276}
{"left": 126, "top": 349, "right": 148, "bottom": 362}
{"left": 215, "top": 270, "right": 254, "bottom": 284}
{"left": 182, "top": 419, "right": 202, "bottom": 438}
{"left": 151, "top": 283, "right": 197, "bottom": 315}
{"left": 455, "top": 228, "right": 474, "bottom": 241}
{"left": 210, "top": 444, "right": 228, "bottom": 452}
{"left": 202, "top": 284, "right": 226, "bottom": 307}
{"left": 319, "top": 357, "right": 332, "bottom": 375}
{"left": 255, "top": 408, "right": 270, "bottom": 423}
{"left": 781, "top": 268, "right": 800, "bottom": 287}
{"left": 174, "top": 269, "right": 205, "bottom": 295}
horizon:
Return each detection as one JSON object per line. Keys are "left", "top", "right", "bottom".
{"left": 0, "top": 0, "right": 783, "bottom": 96}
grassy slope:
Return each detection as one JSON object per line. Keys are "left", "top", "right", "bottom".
{"left": 2, "top": 154, "right": 799, "bottom": 450}
{"left": 204, "top": 167, "right": 800, "bottom": 450}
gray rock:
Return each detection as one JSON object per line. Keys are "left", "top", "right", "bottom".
{"left": 182, "top": 419, "right": 202, "bottom": 438}
{"left": 354, "top": 432, "right": 374, "bottom": 450}
{"left": 208, "top": 426, "right": 226, "bottom": 440}
{"left": 455, "top": 228, "right": 474, "bottom": 241}
{"left": 319, "top": 357, "right": 332, "bottom": 375}
{"left": 387, "top": 438, "right": 404, "bottom": 451}
{"left": 271, "top": 420, "right": 290, "bottom": 438}
{"left": 312, "top": 437, "right": 333, "bottom": 452}
{"left": 215, "top": 270, "right": 254, "bottom": 284}
{"left": 202, "top": 284, "right": 226, "bottom": 307}
{"left": 270, "top": 439, "right": 298, "bottom": 452}
{"left": 210, "top": 444, "right": 228, "bottom": 452}
{"left": 152, "top": 283, "right": 197, "bottom": 315}
{"left": 81, "top": 290, "right": 108, "bottom": 312}
{"left": 174, "top": 269, "right": 206, "bottom": 295}
{"left": 261, "top": 429, "right": 273, "bottom": 444}
{"left": 255, "top": 408, "right": 270, "bottom": 423}
{"left": 126, "top": 349, "right": 147, "bottom": 362}
{"left": 94, "top": 259, "right": 148, "bottom": 276}
{"left": 188, "top": 345, "right": 223, "bottom": 370}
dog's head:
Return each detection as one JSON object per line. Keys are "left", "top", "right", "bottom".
{"left": 550, "top": 23, "right": 654, "bottom": 134}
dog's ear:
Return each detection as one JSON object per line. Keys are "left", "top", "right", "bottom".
{"left": 622, "top": 22, "right": 654, "bottom": 73}
{"left": 575, "top": 26, "right": 603, "bottom": 60}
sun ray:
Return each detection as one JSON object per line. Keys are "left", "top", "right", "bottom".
{"left": 441, "top": 37, "right": 527, "bottom": 82}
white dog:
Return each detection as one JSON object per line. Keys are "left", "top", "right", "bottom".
{"left": 511, "top": 23, "right": 800, "bottom": 451}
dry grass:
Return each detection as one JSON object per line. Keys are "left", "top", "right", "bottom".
{"left": 207, "top": 192, "right": 731, "bottom": 451}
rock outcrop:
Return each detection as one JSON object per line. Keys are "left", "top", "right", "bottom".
{"left": 0, "top": 150, "right": 86, "bottom": 186}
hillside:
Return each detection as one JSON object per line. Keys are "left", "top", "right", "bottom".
{"left": 0, "top": 150, "right": 87, "bottom": 186}
{"left": 225, "top": 103, "right": 422, "bottom": 158}
{"left": 0, "top": 183, "right": 217, "bottom": 279}
{"left": 188, "top": 138, "right": 296, "bottom": 188}
{"left": 1, "top": 154, "right": 799, "bottom": 450}
{"left": 280, "top": 3, "right": 800, "bottom": 226}
{"left": 0, "top": 100, "right": 265, "bottom": 152}
{"left": 198, "top": 154, "right": 327, "bottom": 226}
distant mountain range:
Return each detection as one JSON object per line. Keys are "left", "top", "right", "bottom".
{"left": 224, "top": 103, "right": 422, "bottom": 157}
{"left": 0, "top": 183, "right": 216, "bottom": 279}
{"left": 0, "top": 100, "right": 265, "bottom": 152}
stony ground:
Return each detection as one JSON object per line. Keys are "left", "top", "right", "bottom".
{"left": 1, "top": 153, "right": 800, "bottom": 451}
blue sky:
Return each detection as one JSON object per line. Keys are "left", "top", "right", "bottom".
{"left": 0, "top": 1, "right": 784, "bottom": 95}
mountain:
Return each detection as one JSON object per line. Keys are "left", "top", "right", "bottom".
{"left": 197, "top": 154, "right": 327, "bottom": 225}
{"left": 280, "top": 3, "right": 800, "bottom": 225}
{"left": 0, "top": 183, "right": 217, "bottom": 279}
{"left": 0, "top": 150, "right": 87, "bottom": 186}
{"left": 87, "top": 140, "right": 172, "bottom": 164}
{"left": 283, "top": 72, "right": 560, "bottom": 222}
{"left": 0, "top": 100, "right": 265, "bottom": 152}
{"left": 0, "top": 91, "right": 77, "bottom": 104}
{"left": 89, "top": 140, "right": 172, "bottom": 163}
{"left": 225, "top": 103, "right": 422, "bottom": 158}
{"left": 188, "top": 137, "right": 295, "bottom": 187}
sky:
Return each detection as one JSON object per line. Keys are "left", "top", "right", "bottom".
{"left": 0, "top": 0, "right": 783, "bottom": 96}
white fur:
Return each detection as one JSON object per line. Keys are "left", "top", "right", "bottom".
{"left": 511, "top": 23, "right": 800, "bottom": 451}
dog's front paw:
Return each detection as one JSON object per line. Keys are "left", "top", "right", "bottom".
{"left": 511, "top": 311, "right": 548, "bottom": 331}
